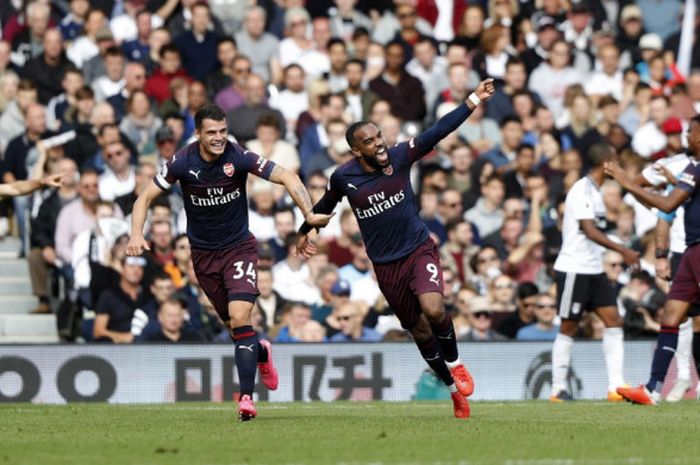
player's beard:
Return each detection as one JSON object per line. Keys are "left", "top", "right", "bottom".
{"left": 362, "top": 148, "right": 390, "bottom": 171}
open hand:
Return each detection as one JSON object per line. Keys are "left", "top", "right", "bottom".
{"left": 603, "top": 161, "right": 627, "bottom": 187}
{"left": 653, "top": 163, "right": 677, "bottom": 185}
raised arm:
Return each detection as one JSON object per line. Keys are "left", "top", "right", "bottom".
{"left": 126, "top": 180, "right": 163, "bottom": 256}
{"left": 412, "top": 78, "right": 495, "bottom": 160}
{"left": 267, "top": 164, "right": 335, "bottom": 228}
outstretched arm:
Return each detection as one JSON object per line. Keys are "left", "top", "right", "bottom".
{"left": 268, "top": 165, "right": 334, "bottom": 228}
{"left": 126, "top": 181, "right": 163, "bottom": 256}
{"left": 580, "top": 219, "right": 639, "bottom": 266}
{"left": 0, "top": 173, "right": 63, "bottom": 198}
{"left": 412, "top": 78, "right": 495, "bottom": 160}
{"left": 605, "top": 161, "right": 690, "bottom": 213}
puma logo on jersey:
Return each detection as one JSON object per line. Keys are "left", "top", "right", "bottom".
{"left": 189, "top": 169, "right": 201, "bottom": 180}
{"left": 430, "top": 277, "right": 440, "bottom": 286}
{"left": 347, "top": 183, "right": 358, "bottom": 190}
{"left": 238, "top": 344, "right": 255, "bottom": 352}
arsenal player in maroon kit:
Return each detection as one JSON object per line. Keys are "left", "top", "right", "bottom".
{"left": 127, "top": 105, "right": 332, "bottom": 420}
{"left": 298, "top": 79, "right": 496, "bottom": 418}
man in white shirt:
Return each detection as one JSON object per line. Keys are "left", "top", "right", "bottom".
{"left": 585, "top": 43, "right": 623, "bottom": 102}
{"left": 632, "top": 95, "right": 671, "bottom": 158}
{"left": 99, "top": 141, "right": 135, "bottom": 201}
{"left": 551, "top": 144, "right": 639, "bottom": 402}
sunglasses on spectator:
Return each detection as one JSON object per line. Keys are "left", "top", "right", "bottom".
{"left": 536, "top": 303, "right": 556, "bottom": 309}
{"left": 494, "top": 281, "right": 512, "bottom": 289}
{"left": 473, "top": 311, "right": 490, "bottom": 319}
{"left": 233, "top": 67, "right": 251, "bottom": 74}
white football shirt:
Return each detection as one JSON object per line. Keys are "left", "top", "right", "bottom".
{"left": 641, "top": 152, "right": 690, "bottom": 254}
{"left": 554, "top": 176, "right": 607, "bottom": 274}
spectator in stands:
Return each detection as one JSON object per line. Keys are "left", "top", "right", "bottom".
{"left": 528, "top": 39, "right": 583, "bottom": 120}
{"left": 174, "top": 2, "right": 219, "bottom": 81}
{"left": 234, "top": 6, "right": 279, "bottom": 83}
{"left": 275, "top": 301, "right": 312, "bottom": 343}
{"left": 91, "top": 46, "right": 125, "bottom": 103}
{"left": 204, "top": 37, "right": 237, "bottom": 101}
{"left": 94, "top": 255, "right": 149, "bottom": 343}
{"left": 256, "top": 265, "right": 287, "bottom": 330}
{"left": 82, "top": 27, "right": 118, "bottom": 86}
{"left": 11, "top": 1, "right": 51, "bottom": 66}
{"left": 325, "top": 38, "right": 349, "bottom": 93}
{"left": 20, "top": 29, "right": 70, "bottom": 106}
{"left": 516, "top": 293, "right": 559, "bottom": 340}
{"left": 142, "top": 298, "right": 206, "bottom": 342}
{"left": 631, "top": 94, "right": 670, "bottom": 158}
{"left": 521, "top": 15, "right": 560, "bottom": 75}
{"left": 339, "top": 233, "right": 371, "bottom": 285}
{"left": 369, "top": 40, "right": 426, "bottom": 123}
{"left": 299, "top": 92, "right": 347, "bottom": 165}
{"left": 464, "top": 174, "right": 505, "bottom": 238}
{"left": 98, "top": 140, "right": 135, "bottom": 202}
{"left": 132, "top": 272, "right": 176, "bottom": 340}
{"left": 472, "top": 24, "right": 512, "bottom": 82}
{"left": 107, "top": 62, "right": 147, "bottom": 122}
{"left": 304, "top": 118, "right": 350, "bottom": 179}
{"left": 214, "top": 55, "right": 250, "bottom": 113}
{"left": 27, "top": 157, "right": 79, "bottom": 314}
{"left": 246, "top": 114, "right": 300, "bottom": 174}
{"left": 496, "top": 281, "right": 539, "bottom": 338}
{"left": 54, "top": 169, "right": 101, "bottom": 266}
{"left": 266, "top": 208, "right": 296, "bottom": 262}
{"left": 269, "top": 64, "right": 309, "bottom": 138}
{"left": 457, "top": 101, "right": 500, "bottom": 154}
{"left": 0, "top": 79, "right": 37, "bottom": 150}
{"left": 225, "top": 73, "right": 284, "bottom": 144}
{"left": 329, "top": 301, "right": 381, "bottom": 342}
{"left": 121, "top": 9, "right": 153, "bottom": 65}
{"left": 145, "top": 44, "right": 191, "bottom": 105}
{"left": 67, "top": 9, "right": 107, "bottom": 69}
{"left": 480, "top": 116, "right": 523, "bottom": 171}
{"left": 119, "top": 90, "right": 162, "bottom": 154}
{"left": 458, "top": 298, "right": 506, "bottom": 341}
{"left": 585, "top": 44, "right": 623, "bottom": 103}
{"left": 60, "top": 0, "right": 89, "bottom": 42}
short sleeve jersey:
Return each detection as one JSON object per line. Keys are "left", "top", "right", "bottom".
{"left": 554, "top": 176, "right": 607, "bottom": 274}
{"left": 323, "top": 139, "right": 430, "bottom": 264}
{"left": 154, "top": 141, "right": 276, "bottom": 250}
{"left": 676, "top": 160, "right": 700, "bottom": 247}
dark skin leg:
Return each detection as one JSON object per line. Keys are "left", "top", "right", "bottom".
{"left": 559, "top": 305, "right": 623, "bottom": 337}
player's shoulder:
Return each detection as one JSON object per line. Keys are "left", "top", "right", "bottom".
{"left": 171, "top": 141, "right": 199, "bottom": 166}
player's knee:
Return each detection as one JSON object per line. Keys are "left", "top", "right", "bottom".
{"left": 409, "top": 317, "right": 433, "bottom": 342}
{"left": 559, "top": 320, "right": 578, "bottom": 337}
{"left": 419, "top": 296, "right": 445, "bottom": 323}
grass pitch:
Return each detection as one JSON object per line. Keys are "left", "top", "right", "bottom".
{"left": 2, "top": 401, "right": 699, "bottom": 465}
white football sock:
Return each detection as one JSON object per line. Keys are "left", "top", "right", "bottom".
{"left": 552, "top": 333, "right": 574, "bottom": 395}
{"left": 445, "top": 358, "right": 461, "bottom": 369}
{"left": 603, "top": 327, "right": 624, "bottom": 391}
{"left": 676, "top": 319, "right": 693, "bottom": 381}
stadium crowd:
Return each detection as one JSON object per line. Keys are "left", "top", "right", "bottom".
{"left": 0, "top": 0, "right": 695, "bottom": 343}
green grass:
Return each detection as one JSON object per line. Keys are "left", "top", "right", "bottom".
{"left": 1, "top": 401, "right": 699, "bottom": 465}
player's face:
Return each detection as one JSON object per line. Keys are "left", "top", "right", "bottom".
{"left": 687, "top": 121, "right": 700, "bottom": 155}
{"left": 351, "top": 124, "right": 389, "bottom": 170}
{"left": 197, "top": 118, "right": 228, "bottom": 158}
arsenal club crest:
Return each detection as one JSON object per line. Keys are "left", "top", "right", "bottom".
{"left": 223, "top": 163, "right": 234, "bottom": 177}
{"left": 382, "top": 165, "right": 393, "bottom": 176}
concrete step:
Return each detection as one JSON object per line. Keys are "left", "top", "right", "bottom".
{"left": 0, "top": 236, "right": 21, "bottom": 254}
{"left": 0, "top": 295, "right": 39, "bottom": 314}
{"left": 0, "top": 314, "right": 57, "bottom": 337}
{"left": 0, "top": 259, "right": 29, "bottom": 278}
{"left": 0, "top": 335, "right": 59, "bottom": 343}
{"left": 0, "top": 277, "right": 32, "bottom": 294}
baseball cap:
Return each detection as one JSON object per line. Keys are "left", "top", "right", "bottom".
{"left": 330, "top": 279, "right": 351, "bottom": 296}
{"left": 639, "top": 33, "right": 663, "bottom": 51}
{"left": 620, "top": 4, "right": 642, "bottom": 23}
{"left": 95, "top": 26, "right": 114, "bottom": 42}
{"left": 536, "top": 15, "right": 557, "bottom": 32}
{"left": 156, "top": 126, "right": 175, "bottom": 143}
{"left": 662, "top": 117, "right": 683, "bottom": 135}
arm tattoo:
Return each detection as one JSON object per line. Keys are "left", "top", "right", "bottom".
{"left": 293, "top": 184, "right": 313, "bottom": 214}
{"left": 268, "top": 165, "right": 284, "bottom": 184}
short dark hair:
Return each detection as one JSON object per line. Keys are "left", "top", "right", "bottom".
{"left": 588, "top": 143, "right": 615, "bottom": 167}
{"left": 194, "top": 104, "right": 226, "bottom": 130}
{"left": 500, "top": 115, "right": 522, "bottom": 128}
{"left": 159, "top": 43, "right": 180, "bottom": 59}
{"left": 217, "top": 36, "right": 236, "bottom": 49}
{"left": 690, "top": 113, "right": 700, "bottom": 125}
{"left": 506, "top": 56, "right": 525, "bottom": 69}
{"left": 346, "top": 121, "right": 371, "bottom": 147}
{"left": 345, "top": 58, "right": 365, "bottom": 71}
{"left": 517, "top": 281, "right": 539, "bottom": 300}
{"left": 517, "top": 143, "right": 535, "bottom": 154}
{"left": 256, "top": 113, "right": 280, "bottom": 129}
{"left": 104, "top": 46, "right": 124, "bottom": 58}
{"left": 327, "top": 37, "right": 346, "bottom": 51}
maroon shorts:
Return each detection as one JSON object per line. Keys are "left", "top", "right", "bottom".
{"left": 668, "top": 243, "right": 700, "bottom": 304}
{"left": 373, "top": 238, "right": 443, "bottom": 330}
{"left": 190, "top": 234, "right": 259, "bottom": 321}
